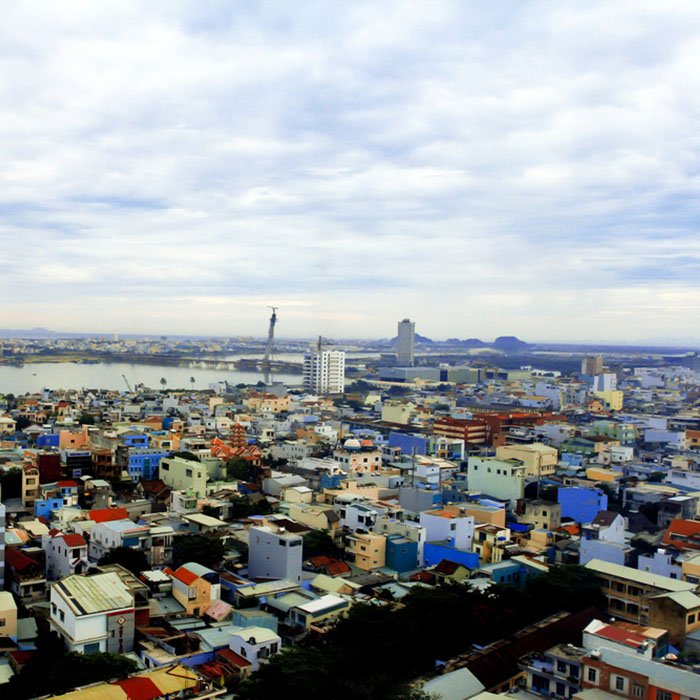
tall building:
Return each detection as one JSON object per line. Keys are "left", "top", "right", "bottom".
{"left": 581, "top": 355, "right": 604, "bottom": 376}
{"left": 248, "top": 525, "right": 303, "bottom": 582}
{"left": 302, "top": 350, "right": 345, "bottom": 394}
{"left": 397, "top": 318, "right": 415, "bottom": 366}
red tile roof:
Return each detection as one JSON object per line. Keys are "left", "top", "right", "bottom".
{"left": 57, "top": 480, "right": 78, "bottom": 488}
{"left": 326, "top": 561, "right": 352, "bottom": 576}
{"left": 5, "top": 547, "right": 38, "bottom": 572}
{"left": 662, "top": 518, "right": 700, "bottom": 550}
{"left": 173, "top": 566, "right": 198, "bottom": 586}
{"left": 60, "top": 533, "right": 86, "bottom": 547}
{"left": 217, "top": 647, "right": 252, "bottom": 667}
{"left": 89, "top": 507, "right": 129, "bottom": 523}
{"left": 111, "top": 676, "right": 162, "bottom": 700}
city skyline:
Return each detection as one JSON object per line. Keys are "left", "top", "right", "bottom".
{"left": 3, "top": 2, "right": 700, "bottom": 342}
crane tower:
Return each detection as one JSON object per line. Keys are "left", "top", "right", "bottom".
{"left": 263, "top": 306, "right": 278, "bottom": 365}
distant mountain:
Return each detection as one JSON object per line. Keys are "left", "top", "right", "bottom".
{"left": 446, "top": 338, "right": 487, "bottom": 347}
{"left": 0, "top": 327, "right": 75, "bottom": 339}
{"left": 493, "top": 335, "right": 529, "bottom": 351}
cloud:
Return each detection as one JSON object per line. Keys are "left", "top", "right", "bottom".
{"left": 2, "top": 0, "right": 700, "bottom": 341}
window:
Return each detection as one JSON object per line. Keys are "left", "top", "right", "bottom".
{"left": 556, "top": 682, "right": 566, "bottom": 697}
{"left": 632, "top": 685, "right": 645, "bottom": 698}
{"left": 0, "top": 619, "right": 5, "bottom": 627}
{"left": 185, "top": 469, "right": 193, "bottom": 478}
{"left": 689, "top": 613, "right": 697, "bottom": 624}
{"left": 656, "top": 692, "right": 671, "bottom": 700}
{"left": 557, "top": 661, "right": 567, "bottom": 673}
{"left": 614, "top": 676, "right": 625, "bottom": 692}
{"left": 587, "top": 668, "right": 597, "bottom": 683}
{"left": 84, "top": 643, "right": 100, "bottom": 654}
{"left": 59, "top": 610, "right": 65, "bottom": 622}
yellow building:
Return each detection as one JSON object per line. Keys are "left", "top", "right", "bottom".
{"left": 348, "top": 531, "right": 386, "bottom": 570}
{"left": 593, "top": 390, "right": 624, "bottom": 411}
{"left": 586, "top": 466, "right": 622, "bottom": 484}
{"left": 21, "top": 465, "right": 40, "bottom": 508}
{"left": 496, "top": 443, "right": 558, "bottom": 478}
{"left": 0, "top": 591, "right": 18, "bottom": 638}
{"left": 472, "top": 523, "right": 510, "bottom": 563}
{"left": 168, "top": 563, "right": 218, "bottom": 617}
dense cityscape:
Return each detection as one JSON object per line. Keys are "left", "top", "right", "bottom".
{"left": 0, "top": 319, "right": 700, "bottom": 698}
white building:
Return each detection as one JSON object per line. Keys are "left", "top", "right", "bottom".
{"left": 397, "top": 318, "right": 415, "bottom": 366}
{"left": 419, "top": 509, "right": 474, "bottom": 551}
{"left": 466, "top": 457, "right": 527, "bottom": 509}
{"left": 50, "top": 572, "right": 135, "bottom": 654}
{"left": 88, "top": 519, "right": 150, "bottom": 562}
{"left": 248, "top": 525, "right": 303, "bottom": 582}
{"left": 229, "top": 626, "right": 281, "bottom": 672}
{"left": 302, "top": 350, "right": 345, "bottom": 394}
{"left": 42, "top": 530, "right": 89, "bottom": 580}
{"left": 336, "top": 498, "right": 379, "bottom": 532}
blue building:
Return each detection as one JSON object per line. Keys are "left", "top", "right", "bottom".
{"left": 127, "top": 449, "right": 170, "bottom": 481}
{"left": 388, "top": 432, "right": 427, "bottom": 456}
{"left": 37, "top": 434, "right": 59, "bottom": 448}
{"left": 558, "top": 487, "right": 608, "bottom": 524}
{"left": 385, "top": 534, "right": 419, "bottom": 573}
{"left": 34, "top": 496, "right": 64, "bottom": 519}
{"left": 423, "top": 541, "right": 479, "bottom": 569}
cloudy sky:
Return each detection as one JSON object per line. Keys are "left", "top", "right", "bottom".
{"left": 2, "top": 1, "right": 700, "bottom": 343}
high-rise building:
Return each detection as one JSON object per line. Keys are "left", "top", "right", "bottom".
{"left": 581, "top": 355, "right": 604, "bottom": 376}
{"left": 302, "top": 350, "right": 345, "bottom": 394}
{"left": 397, "top": 318, "right": 415, "bottom": 366}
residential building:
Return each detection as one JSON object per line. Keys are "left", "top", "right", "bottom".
{"left": 88, "top": 519, "right": 150, "bottom": 562}
{"left": 420, "top": 509, "right": 475, "bottom": 551}
{"left": 579, "top": 511, "right": 632, "bottom": 566}
{"left": 347, "top": 530, "right": 386, "bottom": 570}
{"left": 520, "top": 643, "right": 587, "bottom": 699}
{"left": 228, "top": 626, "right": 281, "bottom": 673}
{"left": 467, "top": 457, "right": 526, "bottom": 508}
{"left": 50, "top": 572, "right": 135, "bottom": 653}
{"left": 558, "top": 487, "right": 608, "bottom": 524}
{"left": 42, "top": 529, "right": 89, "bottom": 580}
{"left": 159, "top": 455, "right": 208, "bottom": 497}
{"left": 496, "top": 443, "right": 558, "bottom": 478}
{"left": 518, "top": 499, "right": 562, "bottom": 531}
{"left": 397, "top": 318, "right": 415, "bottom": 366}
{"left": 302, "top": 349, "right": 345, "bottom": 394}
{"left": 584, "top": 558, "right": 697, "bottom": 625}
{"left": 248, "top": 525, "right": 303, "bottom": 582}
{"left": 0, "top": 591, "right": 17, "bottom": 639}
{"left": 167, "top": 562, "right": 220, "bottom": 617}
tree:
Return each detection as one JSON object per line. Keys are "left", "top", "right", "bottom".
{"left": 4, "top": 629, "right": 138, "bottom": 700}
{"left": 173, "top": 534, "right": 227, "bottom": 569}
{"left": 0, "top": 467, "right": 22, "bottom": 499}
{"left": 648, "top": 471, "right": 666, "bottom": 483}
{"left": 160, "top": 377, "right": 167, "bottom": 391}
{"left": 98, "top": 546, "right": 149, "bottom": 576}
{"left": 14, "top": 415, "right": 32, "bottom": 431}
{"left": 303, "top": 529, "right": 341, "bottom": 558}
{"left": 78, "top": 412, "right": 96, "bottom": 425}
{"left": 230, "top": 496, "right": 271, "bottom": 520}
{"left": 190, "top": 376, "right": 196, "bottom": 389}
{"left": 226, "top": 457, "right": 251, "bottom": 481}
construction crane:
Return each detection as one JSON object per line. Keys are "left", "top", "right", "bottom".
{"left": 317, "top": 335, "right": 333, "bottom": 351}
{"left": 263, "top": 306, "right": 278, "bottom": 365}
{"left": 122, "top": 374, "right": 132, "bottom": 391}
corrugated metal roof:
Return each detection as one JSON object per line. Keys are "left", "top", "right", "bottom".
{"left": 56, "top": 573, "right": 133, "bottom": 615}
{"left": 584, "top": 559, "right": 697, "bottom": 592}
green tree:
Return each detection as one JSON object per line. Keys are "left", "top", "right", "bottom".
{"left": 226, "top": 457, "right": 251, "bottom": 481}
{"left": 303, "top": 529, "right": 341, "bottom": 558}
{"left": 0, "top": 467, "right": 22, "bottom": 499}
{"left": 14, "top": 415, "right": 32, "bottom": 431}
{"left": 190, "top": 376, "right": 196, "bottom": 389}
{"left": 98, "top": 546, "right": 149, "bottom": 576}
{"left": 648, "top": 471, "right": 666, "bottom": 483}
{"left": 160, "top": 377, "right": 167, "bottom": 391}
{"left": 173, "top": 534, "right": 226, "bottom": 569}
{"left": 4, "top": 629, "right": 138, "bottom": 700}
{"left": 78, "top": 412, "right": 96, "bottom": 425}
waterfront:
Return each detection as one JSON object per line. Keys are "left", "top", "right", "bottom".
{"left": 0, "top": 360, "right": 301, "bottom": 394}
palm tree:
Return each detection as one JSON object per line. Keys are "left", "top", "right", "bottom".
{"left": 190, "top": 376, "right": 195, "bottom": 390}
{"left": 160, "top": 377, "right": 167, "bottom": 392}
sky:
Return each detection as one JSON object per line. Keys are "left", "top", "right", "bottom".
{"left": 2, "top": 1, "right": 700, "bottom": 344}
